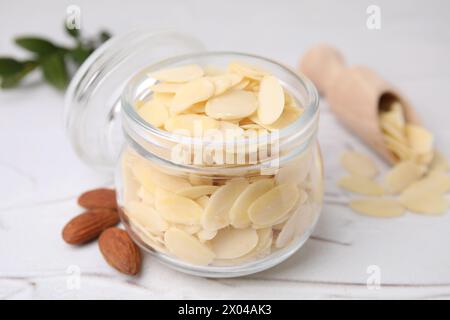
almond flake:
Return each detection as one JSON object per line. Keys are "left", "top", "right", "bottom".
{"left": 257, "top": 75, "right": 285, "bottom": 125}
{"left": 349, "top": 198, "right": 405, "bottom": 217}
{"left": 338, "top": 175, "right": 384, "bottom": 196}
{"left": 150, "top": 64, "right": 204, "bottom": 83}
{"left": 385, "top": 160, "right": 425, "bottom": 194}
{"left": 340, "top": 151, "right": 378, "bottom": 178}
{"left": 171, "top": 78, "right": 215, "bottom": 114}
{"left": 164, "top": 228, "right": 215, "bottom": 265}
{"left": 205, "top": 90, "right": 257, "bottom": 120}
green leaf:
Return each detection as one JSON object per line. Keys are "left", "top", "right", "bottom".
{"left": 0, "top": 57, "right": 25, "bottom": 76}
{"left": 65, "top": 24, "right": 81, "bottom": 39}
{"left": 68, "top": 45, "right": 93, "bottom": 65}
{"left": 41, "top": 53, "right": 68, "bottom": 90}
{"left": 0, "top": 61, "right": 37, "bottom": 89}
{"left": 15, "top": 37, "right": 58, "bottom": 55}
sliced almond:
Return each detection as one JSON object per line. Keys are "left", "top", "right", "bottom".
{"left": 176, "top": 185, "right": 219, "bottom": 199}
{"left": 164, "top": 228, "right": 215, "bottom": 265}
{"left": 247, "top": 228, "right": 272, "bottom": 257}
{"left": 197, "top": 229, "right": 217, "bottom": 242}
{"left": 402, "top": 170, "right": 450, "bottom": 195}
{"left": 135, "top": 99, "right": 145, "bottom": 109}
{"left": 243, "top": 127, "right": 269, "bottom": 138}
{"left": 239, "top": 123, "right": 265, "bottom": 130}
{"left": 248, "top": 183, "right": 299, "bottom": 227}
{"left": 130, "top": 220, "right": 167, "bottom": 253}
{"left": 385, "top": 160, "right": 425, "bottom": 194}
{"left": 251, "top": 189, "right": 307, "bottom": 230}
{"left": 137, "top": 100, "right": 169, "bottom": 128}
{"left": 338, "top": 175, "right": 384, "bottom": 196}
{"left": 171, "top": 78, "right": 215, "bottom": 114}
{"left": 196, "top": 195, "right": 210, "bottom": 209}
{"left": 137, "top": 186, "right": 155, "bottom": 205}
{"left": 186, "top": 101, "right": 206, "bottom": 114}
{"left": 380, "top": 120, "right": 408, "bottom": 145}
{"left": 233, "top": 78, "right": 250, "bottom": 90}
{"left": 430, "top": 150, "right": 449, "bottom": 172}
{"left": 218, "top": 121, "right": 244, "bottom": 140}
{"left": 155, "top": 194, "right": 203, "bottom": 225}
{"left": 266, "top": 107, "right": 303, "bottom": 130}
{"left": 154, "top": 187, "right": 172, "bottom": 203}
{"left": 245, "top": 80, "right": 260, "bottom": 92}
{"left": 228, "top": 61, "right": 268, "bottom": 80}
{"left": 349, "top": 198, "right": 405, "bottom": 217}
{"left": 204, "top": 65, "right": 225, "bottom": 76}
{"left": 214, "top": 228, "right": 272, "bottom": 265}
{"left": 399, "top": 189, "right": 449, "bottom": 215}
{"left": 205, "top": 90, "right": 257, "bottom": 120}
{"left": 275, "top": 149, "right": 313, "bottom": 186}
{"left": 188, "top": 174, "right": 213, "bottom": 186}
{"left": 405, "top": 124, "right": 433, "bottom": 154}
{"left": 229, "top": 179, "right": 274, "bottom": 228}
{"left": 380, "top": 101, "right": 405, "bottom": 128}
{"left": 150, "top": 82, "right": 182, "bottom": 93}
{"left": 150, "top": 64, "right": 204, "bottom": 83}
{"left": 275, "top": 209, "right": 310, "bottom": 249}
{"left": 153, "top": 92, "right": 174, "bottom": 106}
{"left": 251, "top": 105, "right": 303, "bottom": 131}
{"left": 383, "top": 134, "right": 413, "bottom": 161}
{"left": 340, "top": 151, "right": 378, "bottom": 178}
{"left": 122, "top": 158, "right": 141, "bottom": 204}
{"left": 130, "top": 162, "right": 157, "bottom": 192}
{"left": 210, "top": 227, "right": 258, "bottom": 259}
{"left": 126, "top": 201, "right": 169, "bottom": 234}
{"left": 227, "top": 73, "right": 244, "bottom": 86}
{"left": 295, "top": 202, "right": 317, "bottom": 238}
{"left": 132, "top": 160, "right": 191, "bottom": 192}
{"left": 175, "top": 224, "right": 202, "bottom": 235}
{"left": 415, "top": 151, "right": 434, "bottom": 165}
{"left": 207, "top": 75, "right": 232, "bottom": 96}
{"left": 202, "top": 179, "right": 249, "bottom": 231}
{"left": 257, "top": 75, "right": 285, "bottom": 125}
{"left": 207, "top": 74, "right": 243, "bottom": 96}
{"left": 164, "top": 114, "right": 219, "bottom": 136}
{"left": 275, "top": 210, "right": 300, "bottom": 248}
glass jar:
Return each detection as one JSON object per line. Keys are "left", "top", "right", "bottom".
{"left": 65, "top": 30, "right": 323, "bottom": 277}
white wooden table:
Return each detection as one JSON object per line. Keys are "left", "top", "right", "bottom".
{"left": 1, "top": 0, "right": 449, "bottom": 299}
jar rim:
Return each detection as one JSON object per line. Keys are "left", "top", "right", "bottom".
{"left": 121, "top": 51, "right": 319, "bottom": 173}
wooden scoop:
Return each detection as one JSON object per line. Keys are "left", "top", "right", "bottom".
{"left": 299, "top": 44, "right": 421, "bottom": 164}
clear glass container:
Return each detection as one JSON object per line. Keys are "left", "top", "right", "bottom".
{"left": 65, "top": 30, "right": 322, "bottom": 277}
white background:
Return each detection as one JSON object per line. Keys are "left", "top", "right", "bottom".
{"left": 1, "top": 0, "right": 450, "bottom": 299}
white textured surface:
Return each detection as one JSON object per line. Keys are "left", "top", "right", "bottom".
{"left": 1, "top": 0, "right": 450, "bottom": 299}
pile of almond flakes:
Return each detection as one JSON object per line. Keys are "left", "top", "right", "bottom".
{"left": 338, "top": 103, "right": 450, "bottom": 217}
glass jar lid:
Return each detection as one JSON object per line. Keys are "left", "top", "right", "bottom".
{"left": 64, "top": 29, "right": 205, "bottom": 171}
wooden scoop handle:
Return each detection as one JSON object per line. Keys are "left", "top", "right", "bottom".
{"left": 299, "top": 44, "right": 346, "bottom": 96}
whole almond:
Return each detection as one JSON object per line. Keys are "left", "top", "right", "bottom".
{"left": 78, "top": 188, "right": 117, "bottom": 210}
{"left": 62, "top": 209, "right": 120, "bottom": 245}
{"left": 98, "top": 228, "right": 141, "bottom": 275}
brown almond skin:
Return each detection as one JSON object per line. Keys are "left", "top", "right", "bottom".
{"left": 62, "top": 209, "right": 120, "bottom": 245}
{"left": 98, "top": 228, "right": 141, "bottom": 275}
{"left": 78, "top": 188, "right": 117, "bottom": 210}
